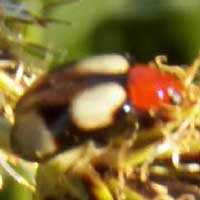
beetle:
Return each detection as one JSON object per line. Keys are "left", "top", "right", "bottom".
{"left": 10, "top": 54, "right": 183, "bottom": 162}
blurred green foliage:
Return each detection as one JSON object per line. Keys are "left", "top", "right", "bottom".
{"left": 0, "top": 166, "right": 33, "bottom": 200}
{"left": 27, "top": 0, "right": 200, "bottom": 64}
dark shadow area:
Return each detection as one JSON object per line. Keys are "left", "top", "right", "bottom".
{"left": 89, "top": 14, "right": 199, "bottom": 64}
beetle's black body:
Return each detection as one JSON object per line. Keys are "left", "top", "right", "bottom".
{"left": 11, "top": 55, "right": 134, "bottom": 161}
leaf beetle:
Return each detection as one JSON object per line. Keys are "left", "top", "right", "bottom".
{"left": 10, "top": 54, "right": 183, "bottom": 162}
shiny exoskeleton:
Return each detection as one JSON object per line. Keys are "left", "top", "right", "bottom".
{"left": 11, "top": 54, "right": 183, "bottom": 161}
